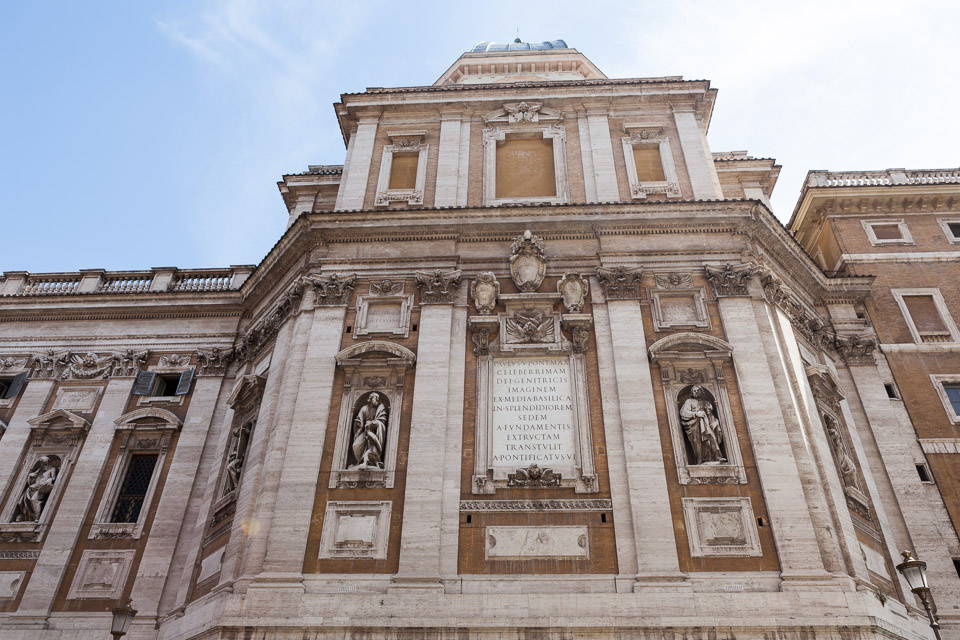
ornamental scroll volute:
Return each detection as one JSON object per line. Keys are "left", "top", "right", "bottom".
{"left": 509, "top": 230, "right": 546, "bottom": 292}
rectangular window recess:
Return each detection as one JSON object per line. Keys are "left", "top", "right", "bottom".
{"left": 110, "top": 454, "right": 160, "bottom": 523}
{"left": 916, "top": 463, "right": 932, "bottom": 483}
{"left": 756, "top": 516, "right": 765, "bottom": 527}
{"left": 387, "top": 153, "right": 419, "bottom": 190}
{"left": 632, "top": 147, "right": 665, "bottom": 182}
{"left": 0, "top": 372, "right": 27, "bottom": 399}
{"left": 884, "top": 384, "right": 898, "bottom": 399}
{"left": 953, "top": 558, "right": 960, "bottom": 580}
{"left": 871, "top": 224, "right": 903, "bottom": 240}
{"left": 132, "top": 370, "right": 193, "bottom": 397}
{"left": 944, "top": 385, "right": 960, "bottom": 415}
{"left": 495, "top": 135, "right": 556, "bottom": 199}
{"left": 949, "top": 223, "right": 960, "bottom": 239}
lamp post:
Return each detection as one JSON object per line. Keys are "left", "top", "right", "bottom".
{"left": 110, "top": 598, "right": 137, "bottom": 640}
{"left": 895, "top": 550, "right": 941, "bottom": 640}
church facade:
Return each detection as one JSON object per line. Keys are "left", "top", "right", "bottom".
{"left": 0, "top": 40, "right": 958, "bottom": 640}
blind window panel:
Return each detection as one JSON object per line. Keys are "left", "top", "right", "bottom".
{"left": 871, "top": 224, "right": 903, "bottom": 240}
{"left": 903, "top": 295, "right": 948, "bottom": 333}
{"left": 633, "top": 147, "right": 666, "bottom": 182}
{"left": 387, "top": 153, "right": 419, "bottom": 190}
{"left": 495, "top": 137, "right": 556, "bottom": 198}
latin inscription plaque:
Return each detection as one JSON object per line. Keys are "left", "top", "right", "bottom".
{"left": 491, "top": 357, "right": 576, "bottom": 473}
{"left": 365, "top": 302, "right": 403, "bottom": 332}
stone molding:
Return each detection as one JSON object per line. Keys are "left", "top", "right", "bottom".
{"left": 460, "top": 499, "right": 613, "bottom": 512}
{"left": 30, "top": 350, "right": 148, "bottom": 380}
{"left": 704, "top": 263, "right": 758, "bottom": 297}
{"left": 681, "top": 497, "right": 762, "bottom": 557}
{"left": 596, "top": 266, "right": 642, "bottom": 300}
{"left": 415, "top": 269, "right": 462, "bottom": 304}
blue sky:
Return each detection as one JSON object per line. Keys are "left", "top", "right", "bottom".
{"left": 2, "top": 1, "right": 958, "bottom": 273}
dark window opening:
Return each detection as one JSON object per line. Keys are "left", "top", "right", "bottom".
{"left": 944, "top": 385, "right": 960, "bottom": 416}
{"left": 916, "top": 463, "right": 932, "bottom": 483}
{"left": 110, "top": 454, "right": 159, "bottom": 523}
{"left": 465, "top": 514, "right": 471, "bottom": 524}
{"left": 0, "top": 372, "right": 27, "bottom": 400}
{"left": 884, "top": 384, "right": 898, "bottom": 399}
{"left": 757, "top": 516, "right": 765, "bottom": 527}
{"left": 412, "top": 324, "right": 418, "bottom": 332}
{"left": 953, "top": 558, "right": 960, "bottom": 580}
{"left": 948, "top": 223, "right": 960, "bottom": 239}
{"left": 132, "top": 369, "right": 194, "bottom": 397}
{"left": 601, "top": 513, "right": 607, "bottom": 523}
{"left": 346, "top": 325, "right": 352, "bottom": 334}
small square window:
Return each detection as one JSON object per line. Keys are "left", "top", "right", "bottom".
{"left": 944, "top": 385, "right": 960, "bottom": 415}
{"left": 884, "top": 383, "right": 899, "bottom": 399}
{"left": 916, "top": 463, "right": 933, "bottom": 483}
{"left": 862, "top": 219, "right": 913, "bottom": 246}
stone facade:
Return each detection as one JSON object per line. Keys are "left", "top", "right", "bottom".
{"left": 0, "top": 40, "right": 957, "bottom": 640}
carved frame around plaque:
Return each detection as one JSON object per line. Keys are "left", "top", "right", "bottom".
{"left": 354, "top": 280, "right": 414, "bottom": 339}
{"left": 329, "top": 341, "right": 416, "bottom": 489}
{"left": 471, "top": 293, "right": 598, "bottom": 494}
{"left": 649, "top": 333, "right": 747, "bottom": 485}
{"left": 0, "top": 410, "right": 91, "bottom": 542}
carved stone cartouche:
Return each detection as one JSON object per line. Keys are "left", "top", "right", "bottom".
{"left": 509, "top": 230, "right": 546, "bottom": 292}
{"left": 557, "top": 273, "right": 589, "bottom": 312}
{"left": 470, "top": 272, "right": 500, "bottom": 315}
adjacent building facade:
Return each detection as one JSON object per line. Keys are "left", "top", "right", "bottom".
{"left": 0, "top": 40, "right": 958, "bottom": 640}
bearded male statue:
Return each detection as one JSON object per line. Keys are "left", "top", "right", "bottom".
{"left": 349, "top": 392, "right": 388, "bottom": 469}
{"left": 12, "top": 456, "right": 59, "bottom": 522}
{"left": 679, "top": 385, "right": 726, "bottom": 465}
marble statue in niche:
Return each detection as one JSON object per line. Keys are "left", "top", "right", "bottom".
{"left": 348, "top": 392, "right": 390, "bottom": 469}
{"left": 223, "top": 421, "right": 253, "bottom": 496}
{"left": 679, "top": 386, "right": 726, "bottom": 465}
{"left": 12, "top": 455, "right": 61, "bottom": 522}
{"left": 823, "top": 414, "right": 856, "bottom": 484}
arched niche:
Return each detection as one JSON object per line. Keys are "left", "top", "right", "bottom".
{"left": 329, "top": 341, "right": 416, "bottom": 489}
{"left": 89, "top": 407, "right": 182, "bottom": 540}
{"left": 0, "top": 410, "right": 91, "bottom": 541}
{"left": 649, "top": 332, "right": 747, "bottom": 485}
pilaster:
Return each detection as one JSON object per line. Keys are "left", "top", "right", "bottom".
{"left": 846, "top": 360, "right": 960, "bottom": 607}
{"left": 233, "top": 307, "right": 313, "bottom": 585}
{"left": 585, "top": 108, "right": 619, "bottom": 202}
{"left": 335, "top": 114, "right": 379, "bottom": 211}
{"left": 259, "top": 304, "right": 346, "bottom": 576}
{"left": 672, "top": 108, "right": 722, "bottom": 200}
{"left": 435, "top": 114, "right": 463, "bottom": 208}
{"left": 14, "top": 378, "right": 131, "bottom": 620}
{"left": 717, "top": 295, "right": 831, "bottom": 587}
{"left": 599, "top": 283, "right": 684, "bottom": 587}
{"left": 129, "top": 375, "right": 226, "bottom": 621}
{"left": 392, "top": 289, "right": 460, "bottom": 588}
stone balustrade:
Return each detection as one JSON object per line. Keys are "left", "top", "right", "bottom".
{"left": 807, "top": 168, "right": 960, "bottom": 188}
{"left": 0, "top": 265, "right": 255, "bottom": 296}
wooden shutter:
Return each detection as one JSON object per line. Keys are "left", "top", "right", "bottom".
{"left": 175, "top": 369, "right": 195, "bottom": 396}
{"left": 2, "top": 372, "right": 27, "bottom": 399}
{"left": 132, "top": 371, "right": 157, "bottom": 396}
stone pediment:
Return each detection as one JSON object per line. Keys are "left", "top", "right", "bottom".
{"left": 335, "top": 341, "right": 416, "bottom": 366}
